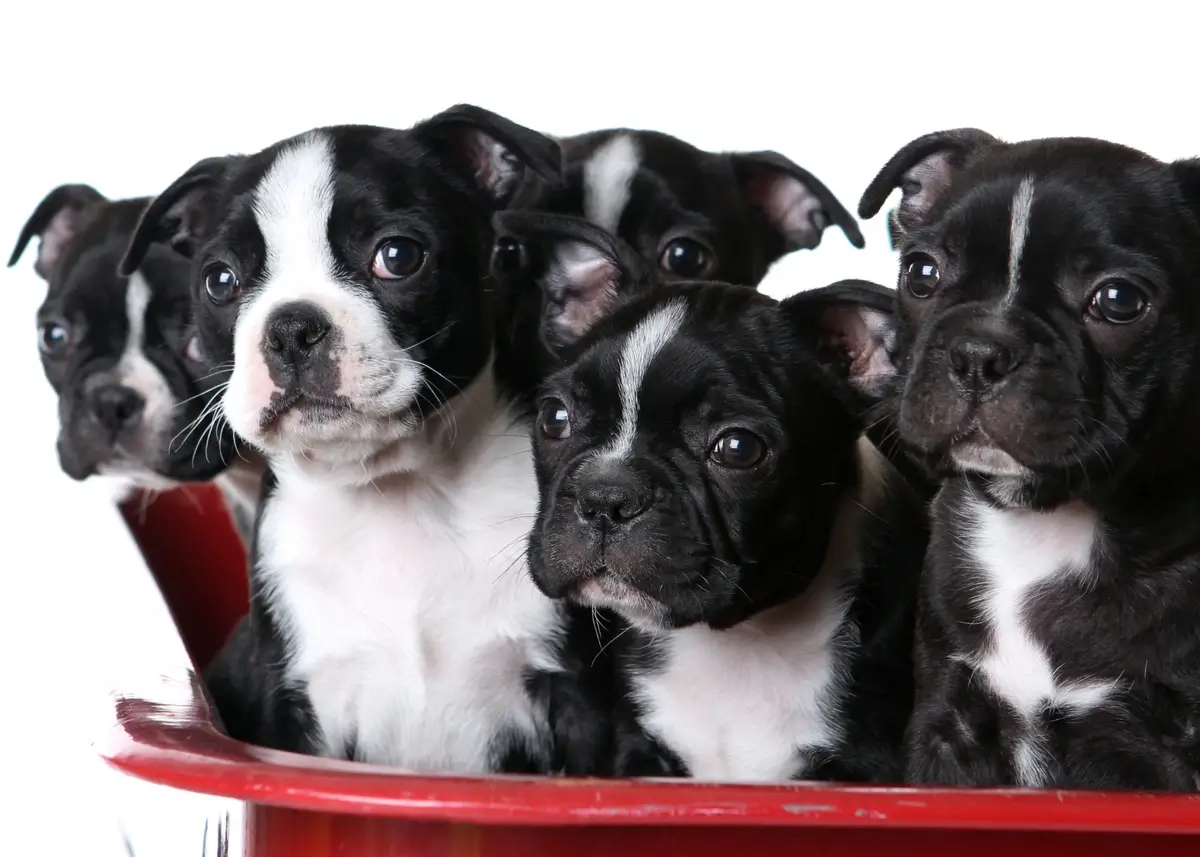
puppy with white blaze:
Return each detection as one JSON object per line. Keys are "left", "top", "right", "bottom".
{"left": 119, "top": 105, "right": 618, "bottom": 774}
{"left": 859, "top": 128, "right": 1200, "bottom": 790}
{"left": 8, "top": 185, "right": 264, "bottom": 536}
{"left": 500, "top": 210, "right": 928, "bottom": 783}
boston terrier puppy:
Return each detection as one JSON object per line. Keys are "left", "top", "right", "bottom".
{"left": 503, "top": 210, "right": 927, "bottom": 783}
{"left": 858, "top": 128, "right": 1200, "bottom": 790}
{"left": 8, "top": 186, "right": 264, "bottom": 536}
{"left": 119, "top": 105, "right": 617, "bottom": 775}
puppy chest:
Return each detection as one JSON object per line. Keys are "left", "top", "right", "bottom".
{"left": 631, "top": 615, "right": 846, "bottom": 783}
{"left": 258, "top": 484, "right": 563, "bottom": 770}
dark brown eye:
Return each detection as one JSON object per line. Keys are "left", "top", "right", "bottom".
{"left": 901, "top": 252, "right": 940, "bottom": 298}
{"left": 659, "top": 237, "right": 711, "bottom": 278}
{"left": 709, "top": 430, "right": 766, "bottom": 469}
{"left": 203, "top": 264, "right": 240, "bottom": 305}
{"left": 38, "top": 320, "right": 69, "bottom": 357}
{"left": 1088, "top": 280, "right": 1148, "bottom": 324}
{"left": 538, "top": 397, "right": 571, "bottom": 440}
{"left": 372, "top": 237, "right": 425, "bottom": 280}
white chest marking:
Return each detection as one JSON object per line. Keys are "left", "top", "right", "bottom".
{"left": 116, "top": 272, "right": 175, "bottom": 447}
{"left": 601, "top": 300, "right": 687, "bottom": 463}
{"left": 963, "top": 497, "right": 1118, "bottom": 785}
{"left": 256, "top": 407, "right": 564, "bottom": 772}
{"left": 583, "top": 134, "right": 640, "bottom": 234}
{"left": 631, "top": 501, "right": 864, "bottom": 783}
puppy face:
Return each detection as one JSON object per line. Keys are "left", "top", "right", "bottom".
{"left": 512, "top": 216, "right": 895, "bottom": 631}
{"left": 9, "top": 186, "right": 232, "bottom": 483}
{"left": 120, "top": 106, "right": 561, "bottom": 474}
{"left": 858, "top": 130, "right": 1200, "bottom": 505}
{"left": 507, "top": 129, "right": 863, "bottom": 289}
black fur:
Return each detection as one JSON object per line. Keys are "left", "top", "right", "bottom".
{"left": 858, "top": 128, "right": 1200, "bottom": 790}
{"left": 9, "top": 186, "right": 235, "bottom": 483}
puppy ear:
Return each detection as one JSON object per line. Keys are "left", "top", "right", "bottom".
{"left": 732, "top": 151, "right": 865, "bottom": 254}
{"left": 857, "top": 129, "right": 1001, "bottom": 234}
{"left": 783, "top": 279, "right": 899, "bottom": 404}
{"left": 1170, "top": 158, "right": 1200, "bottom": 214}
{"left": 415, "top": 104, "right": 562, "bottom": 207}
{"left": 8, "top": 184, "right": 106, "bottom": 281}
{"left": 493, "top": 210, "right": 644, "bottom": 352}
{"left": 118, "top": 156, "right": 233, "bottom": 276}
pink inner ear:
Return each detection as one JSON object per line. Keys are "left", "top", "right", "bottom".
{"left": 35, "top": 208, "right": 81, "bottom": 279}
{"left": 821, "top": 306, "right": 895, "bottom": 395}
{"left": 550, "top": 242, "right": 620, "bottom": 340}
{"left": 899, "top": 151, "right": 956, "bottom": 225}
{"left": 747, "top": 171, "right": 824, "bottom": 248}
{"left": 465, "top": 130, "right": 519, "bottom": 200}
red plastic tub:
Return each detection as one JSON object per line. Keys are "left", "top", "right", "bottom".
{"left": 99, "top": 484, "right": 1200, "bottom": 856}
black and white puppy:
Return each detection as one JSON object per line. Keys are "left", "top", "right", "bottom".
{"left": 119, "top": 105, "right": 617, "bottom": 775}
{"left": 505, "top": 211, "right": 926, "bottom": 783}
{"left": 8, "top": 186, "right": 263, "bottom": 530}
{"left": 858, "top": 128, "right": 1200, "bottom": 790}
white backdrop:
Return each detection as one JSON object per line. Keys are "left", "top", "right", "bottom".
{"left": 1, "top": 2, "right": 1194, "bottom": 853}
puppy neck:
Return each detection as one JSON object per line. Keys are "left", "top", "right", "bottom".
{"left": 271, "top": 357, "right": 511, "bottom": 488}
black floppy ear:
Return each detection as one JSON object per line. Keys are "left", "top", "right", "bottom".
{"left": 118, "top": 156, "right": 233, "bottom": 276}
{"left": 414, "top": 104, "right": 562, "bottom": 207}
{"left": 493, "top": 210, "right": 645, "bottom": 353}
{"left": 858, "top": 128, "right": 1001, "bottom": 235}
{"left": 8, "top": 184, "right": 106, "bottom": 281}
{"left": 731, "top": 150, "right": 865, "bottom": 254}
{"left": 783, "top": 278, "right": 899, "bottom": 406}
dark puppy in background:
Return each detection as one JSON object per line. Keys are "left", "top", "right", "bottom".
{"left": 121, "top": 105, "right": 621, "bottom": 776}
{"left": 503, "top": 210, "right": 926, "bottom": 783}
{"left": 8, "top": 186, "right": 264, "bottom": 537}
{"left": 494, "top": 129, "right": 864, "bottom": 393}
{"left": 859, "top": 128, "right": 1200, "bottom": 790}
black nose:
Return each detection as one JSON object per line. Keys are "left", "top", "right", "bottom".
{"left": 91, "top": 384, "right": 145, "bottom": 433}
{"left": 947, "top": 333, "right": 1027, "bottom": 393}
{"left": 576, "top": 473, "right": 651, "bottom": 530}
{"left": 263, "top": 302, "right": 332, "bottom": 376}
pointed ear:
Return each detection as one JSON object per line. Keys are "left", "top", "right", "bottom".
{"left": 858, "top": 128, "right": 1001, "bottom": 236}
{"left": 493, "top": 211, "right": 644, "bottom": 352}
{"left": 731, "top": 150, "right": 865, "bottom": 255}
{"left": 414, "top": 104, "right": 562, "bottom": 207}
{"left": 784, "top": 279, "right": 900, "bottom": 405}
{"left": 118, "top": 155, "right": 233, "bottom": 276}
{"left": 8, "top": 184, "right": 106, "bottom": 280}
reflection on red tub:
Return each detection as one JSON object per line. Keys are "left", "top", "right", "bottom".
{"left": 99, "top": 484, "right": 1200, "bottom": 857}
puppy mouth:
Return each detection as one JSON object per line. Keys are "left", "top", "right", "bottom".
{"left": 948, "top": 425, "right": 1030, "bottom": 478}
{"left": 259, "top": 388, "right": 354, "bottom": 432}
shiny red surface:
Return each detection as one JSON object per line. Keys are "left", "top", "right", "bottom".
{"left": 99, "top": 484, "right": 1200, "bottom": 856}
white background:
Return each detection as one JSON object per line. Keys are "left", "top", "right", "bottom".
{"left": 0, "top": 2, "right": 1194, "bottom": 853}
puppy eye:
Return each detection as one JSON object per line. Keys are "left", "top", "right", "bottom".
{"left": 1088, "top": 280, "right": 1148, "bottom": 325}
{"left": 491, "top": 237, "right": 527, "bottom": 277}
{"left": 901, "top": 252, "right": 940, "bottom": 298}
{"left": 38, "top": 320, "right": 69, "bottom": 358}
{"left": 203, "top": 264, "right": 241, "bottom": 306}
{"left": 372, "top": 237, "right": 426, "bottom": 280}
{"left": 709, "top": 429, "right": 766, "bottom": 469}
{"left": 538, "top": 397, "right": 572, "bottom": 440}
{"left": 659, "top": 237, "right": 711, "bottom": 279}
{"left": 184, "top": 334, "right": 205, "bottom": 364}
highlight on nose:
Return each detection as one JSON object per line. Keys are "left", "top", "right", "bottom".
{"left": 91, "top": 383, "right": 145, "bottom": 433}
{"left": 947, "top": 331, "right": 1028, "bottom": 393}
{"left": 575, "top": 471, "right": 652, "bottom": 530}
{"left": 262, "top": 301, "right": 333, "bottom": 374}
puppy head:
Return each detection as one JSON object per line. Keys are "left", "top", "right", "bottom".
{"left": 524, "top": 237, "right": 896, "bottom": 631}
{"left": 859, "top": 129, "right": 1200, "bottom": 506}
{"left": 513, "top": 129, "right": 863, "bottom": 288}
{"left": 120, "top": 105, "right": 561, "bottom": 477}
{"left": 9, "top": 186, "right": 232, "bottom": 483}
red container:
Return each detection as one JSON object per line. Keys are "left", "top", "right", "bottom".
{"left": 99, "top": 484, "right": 1200, "bottom": 856}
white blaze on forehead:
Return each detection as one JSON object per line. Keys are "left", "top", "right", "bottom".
{"left": 251, "top": 133, "right": 339, "bottom": 303}
{"left": 1004, "top": 176, "right": 1036, "bottom": 307}
{"left": 601, "top": 299, "right": 688, "bottom": 462}
{"left": 117, "top": 271, "right": 175, "bottom": 443}
{"left": 583, "top": 134, "right": 641, "bottom": 234}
